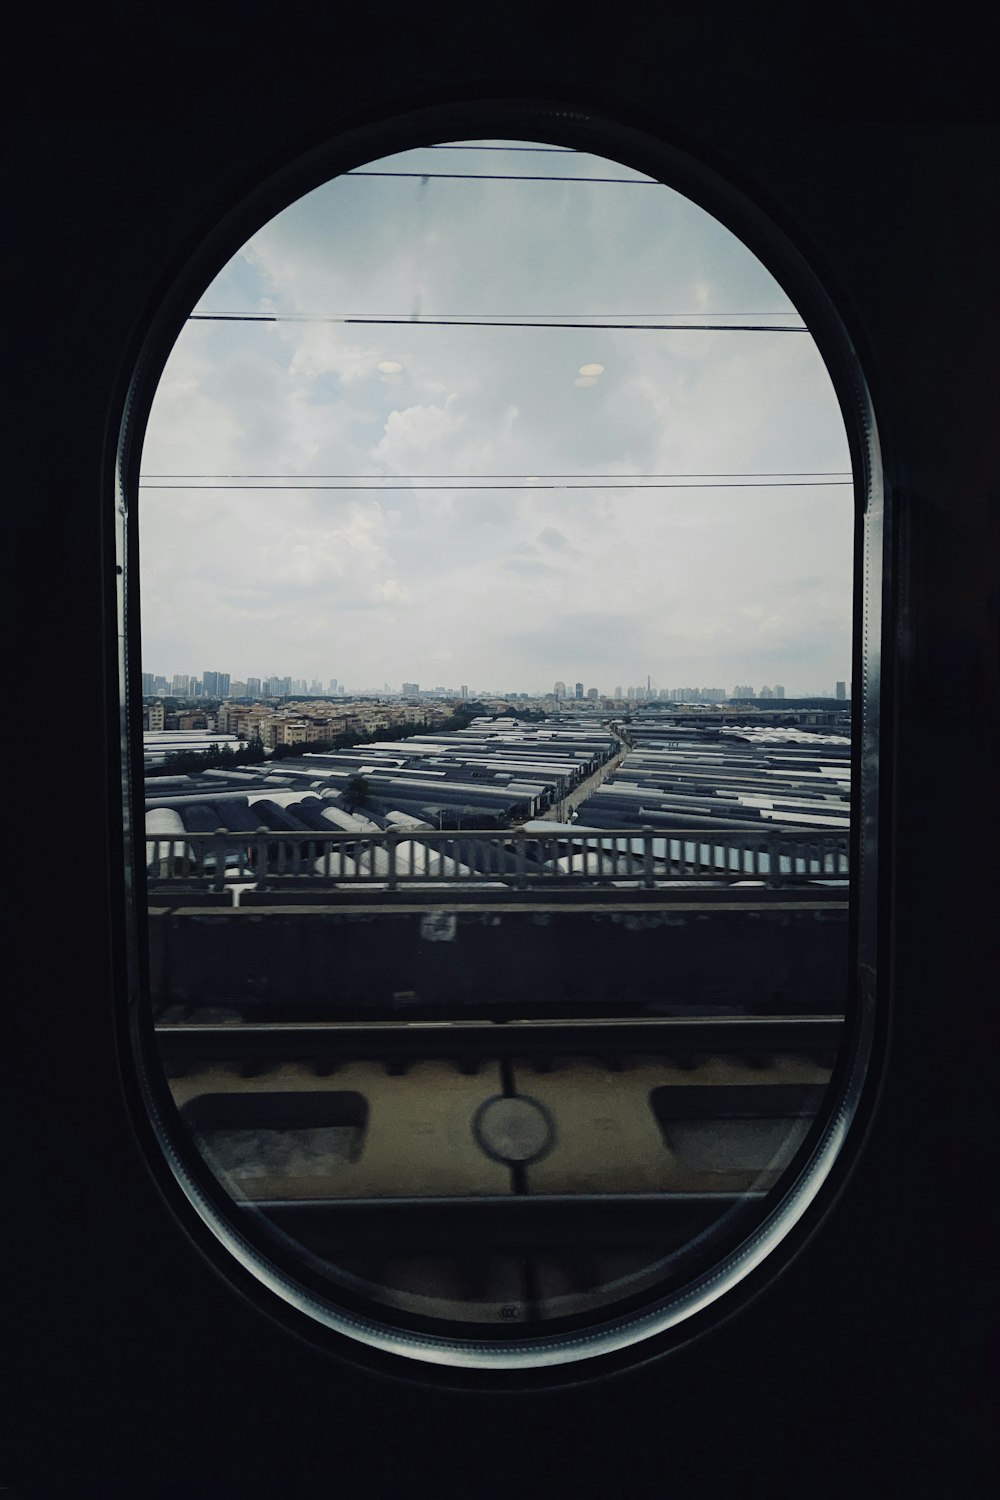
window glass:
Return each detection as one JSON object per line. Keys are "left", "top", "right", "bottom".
{"left": 132, "top": 134, "right": 862, "bottom": 1364}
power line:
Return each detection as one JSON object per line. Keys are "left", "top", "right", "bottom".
{"left": 426, "top": 144, "right": 579, "bottom": 153}
{"left": 191, "top": 310, "right": 803, "bottom": 321}
{"left": 189, "top": 314, "right": 807, "bottom": 332}
{"left": 139, "top": 480, "right": 852, "bottom": 491}
{"left": 142, "top": 470, "right": 850, "bottom": 480}
{"left": 345, "top": 170, "right": 658, "bottom": 183}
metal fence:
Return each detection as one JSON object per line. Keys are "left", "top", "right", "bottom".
{"left": 145, "top": 825, "right": 849, "bottom": 893}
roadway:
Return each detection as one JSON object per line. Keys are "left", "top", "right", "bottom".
{"left": 537, "top": 728, "right": 630, "bottom": 823}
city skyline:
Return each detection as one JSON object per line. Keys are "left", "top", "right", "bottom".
{"left": 141, "top": 667, "right": 846, "bottom": 700}
{"left": 139, "top": 138, "right": 854, "bottom": 695}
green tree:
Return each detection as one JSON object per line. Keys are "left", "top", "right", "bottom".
{"left": 343, "top": 772, "right": 372, "bottom": 811}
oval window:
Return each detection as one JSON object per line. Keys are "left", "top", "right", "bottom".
{"left": 120, "top": 111, "right": 881, "bottom": 1371}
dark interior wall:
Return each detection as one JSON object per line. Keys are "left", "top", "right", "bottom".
{"left": 7, "top": 6, "right": 997, "bottom": 1495}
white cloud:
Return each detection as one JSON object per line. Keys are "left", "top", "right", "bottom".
{"left": 288, "top": 334, "right": 378, "bottom": 383}
{"left": 372, "top": 394, "right": 464, "bottom": 468}
{"left": 272, "top": 504, "right": 390, "bottom": 588}
{"left": 377, "top": 577, "right": 410, "bottom": 602}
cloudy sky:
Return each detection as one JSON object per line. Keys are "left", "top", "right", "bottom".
{"left": 138, "top": 140, "right": 854, "bottom": 696}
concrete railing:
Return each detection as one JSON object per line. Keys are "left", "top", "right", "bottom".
{"left": 145, "top": 825, "right": 849, "bottom": 893}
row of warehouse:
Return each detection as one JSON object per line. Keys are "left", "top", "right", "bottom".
{"left": 143, "top": 714, "right": 850, "bottom": 888}
{"left": 573, "top": 718, "right": 850, "bottom": 833}
{"left": 145, "top": 717, "right": 618, "bottom": 829}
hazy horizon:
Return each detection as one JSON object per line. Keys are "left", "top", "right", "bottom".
{"left": 140, "top": 676, "right": 846, "bottom": 700}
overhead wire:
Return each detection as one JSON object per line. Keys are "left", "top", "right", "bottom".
{"left": 344, "top": 170, "right": 659, "bottom": 183}
{"left": 425, "top": 144, "right": 580, "bottom": 152}
{"left": 142, "top": 470, "right": 850, "bottom": 479}
{"left": 139, "top": 480, "right": 852, "bottom": 491}
{"left": 189, "top": 313, "right": 807, "bottom": 331}
{"left": 190, "top": 311, "right": 802, "bottom": 320}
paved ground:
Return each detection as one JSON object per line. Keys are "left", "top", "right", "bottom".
{"left": 536, "top": 729, "right": 630, "bottom": 822}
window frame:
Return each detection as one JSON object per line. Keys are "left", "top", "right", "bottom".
{"left": 114, "top": 98, "right": 890, "bottom": 1377}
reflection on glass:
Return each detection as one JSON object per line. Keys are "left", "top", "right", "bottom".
{"left": 138, "top": 138, "right": 853, "bottom": 1338}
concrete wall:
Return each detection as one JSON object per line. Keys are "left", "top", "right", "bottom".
{"left": 148, "top": 905, "right": 848, "bottom": 1021}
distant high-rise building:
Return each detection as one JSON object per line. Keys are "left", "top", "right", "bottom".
{"left": 171, "top": 674, "right": 190, "bottom": 695}
{"left": 587, "top": 687, "right": 599, "bottom": 701}
{"left": 774, "top": 684, "right": 785, "bottom": 698}
{"left": 836, "top": 680, "right": 847, "bottom": 700}
{"left": 402, "top": 682, "right": 419, "bottom": 696}
{"left": 575, "top": 682, "right": 584, "bottom": 699}
{"left": 732, "top": 685, "right": 756, "bottom": 699}
{"left": 460, "top": 684, "right": 468, "bottom": 699}
{"left": 141, "top": 672, "right": 155, "bottom": 695}
{"left": 614, "top": 685, "right": 622, "bottom": 700}
{"left": 760, "top": 685, "right": 773, "bottom": 698}
{"left": 246, "top": 677, "right": 262, "bottom": 698}
{"left": 554, "top": 680, "right": 566, "bottom": 699}
{"left": 328, "top": 678, "right": 338, "bottom": 694}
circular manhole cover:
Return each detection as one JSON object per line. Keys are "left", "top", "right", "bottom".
{"left": 473, "top": 1095, "right": 554, "bottom": 1165}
